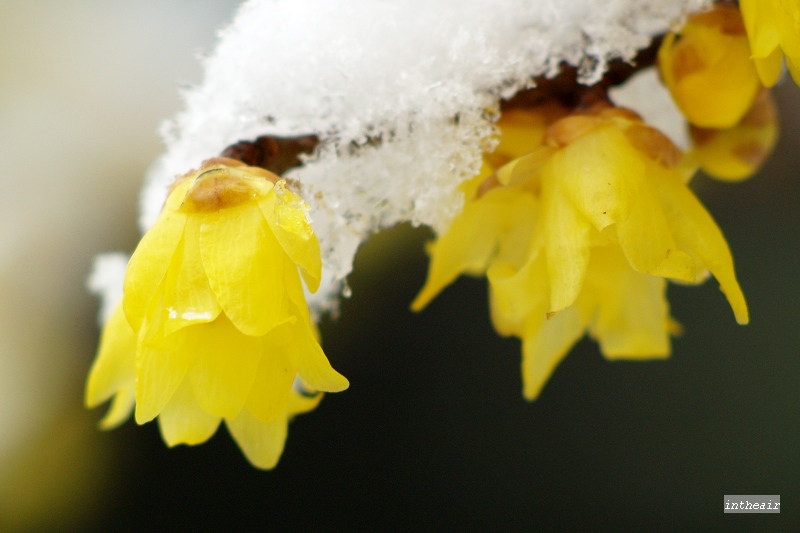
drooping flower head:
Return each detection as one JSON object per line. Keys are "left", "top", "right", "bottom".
{"left": 740, "top": 0, "right": 800, "bottom": 87}
{"left": 657, "top": 4, "right": 780, "bottom": 183}
{"left": 86, "top": 159, "right": 348, "bottom": 469}
{"left": 414, "top": 100, "right": 748, "bottom": 400}
{"left": 658, "top": 4, "right": 762, "bottom": 128}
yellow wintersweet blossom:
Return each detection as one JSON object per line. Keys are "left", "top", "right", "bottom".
{"left": 687, "top": 89, "right": 778, "bottom": 182}
{"left": 740, "top": 0, "right": 800, "bottom": 86}
{"left": 658, "top": 4, "right": 761, "bottom": 128}
{"left": 413, "top": 102, "right": 748, "bottom": 400}
{"left": 86, "top": 158, "right": 348, "bottom": 469}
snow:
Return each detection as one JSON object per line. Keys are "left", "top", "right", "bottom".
{"left": 124, "top": 0, "right": 709, "bottom": 314}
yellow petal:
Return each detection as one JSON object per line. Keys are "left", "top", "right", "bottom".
{"left": 615, "top": 166, "right": 696, "bottom": 282}
{"left": 584, "top": 247, "right": 671, "bottom": 358}
{"left": 124, "top": 209, "right": 187, "bottom": 332}
{"left": 740, "top": 0, "right": 784, "bottom": 85}
{"left": 85, "top": 304, "right": 136, "bottom": 408}
{"left": 164, "top": 175, "right": 195, "bottom": 211}
{"left": 544, "top": 180, "right": 592, "bottom": 313}
{"left": 286, "top": 387, "right": 324, "bottom": 417}
{"left": 186, "top": 315, "right": 264, "bottom": 419}
{"left": 293, "top": 319, "right": 349, "bottom": 393}
{"left": 259, "top": 182, "right": 323, "bottom": 293}
{"left": 656, "top": 173, "right": 749, "bottom": 324}
{"left": 98, "top": 386, "right": 135, "bottom": 430}
{"left": 200, "top": 203, "right": 291, "bottom": 337}
{"left": 552, "top": 125, "right": 638, "bottom": 231}
{"left": 134, "top": 326, "right": 196, "bottom": 424}
{"left": 495, "top": 146, "right": 556, "bottom": 186}
{"left": 521, "top": 304, "right": 590, "bottom": 401}
{"left": 787, "top": 54, "right": 800, "bottom": 85}
{"left": 280, "top": 260, "right": 348, "bottom": 392}
{"left": 158, "top": 378, "right": 221, "bottom": 446}
{"left": 226, "top": 408, "right": 288, "bottom": 470}
{"left": 741, "top": 0, "right": 781, "bottom": 59}
{"left": 282, "top": 255, "right": 313, "bottom": 321}
{"left": 753, "top": 47, "right": 784, "bottom": 87}
{"left": 487, "top": 252, "right": 549, "bottom": 337}
{"left": 777, "top": 3, "right": 800, "bottom": 58}
{"left": 411, "top": 186, "right": 536, "bottom": 311}
{"left": 161, "top": 216, "right": 222, "bottom": 336}
{"left": 492, "top": 108, "right": 551, "bottom": 160}
{"left": 244, "top": 324, "right": 298, "bottom": 423}
{"left": 496, "top": 205, "right": 539, "bottom": 268}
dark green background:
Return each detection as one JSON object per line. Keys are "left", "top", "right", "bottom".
{"left": 74, "top": 85, "right": 800, "bottom": 531}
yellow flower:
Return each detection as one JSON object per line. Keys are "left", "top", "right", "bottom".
{"left": 740, "top": 0, "right": 800, "bottom": 86}
{"left": 658, "top": 4, "right": 761, "bottom": 128}
{"left": 86, "top": 158, "right": 348, "bottom": 469}
{"left": 687, "top": 90, "right": 778, "bottom": 181}
{"left": 413, "top": 103, "right": 748, "bottom": 400}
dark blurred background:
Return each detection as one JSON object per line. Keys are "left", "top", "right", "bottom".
{"left": 1, "top": 1, "right": 799, "bottom": 531}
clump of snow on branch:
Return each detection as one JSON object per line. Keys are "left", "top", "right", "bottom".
{"left": 88, "top": 253, "right": 129, "bottom": 324}
{"left": 128, "top": 0, "right": 709, "bottom": 314}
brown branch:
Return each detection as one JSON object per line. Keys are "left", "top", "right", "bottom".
{"left": 220, "top": 134, "right": 319, "bottom": 176}
{"left": 502, "top": 35, "right": 664, "bottom": 111}
{"left": 221, "top": 34, "right": 669, "bottom": 171}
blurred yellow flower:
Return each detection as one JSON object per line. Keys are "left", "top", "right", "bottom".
{"left": 413, "top": 103, "right": 748, "bottom": 400}
{"left": 687, "top": 89, "right": 778, "bottom": 181}
{"left": 86, "top": 159, "right": 348, "bottom": 469}
{"left": 740, "top": 0, "right": 800, "bottom": 87}
{"left": 658, "top": 4, "right": 761, "bottom": 128}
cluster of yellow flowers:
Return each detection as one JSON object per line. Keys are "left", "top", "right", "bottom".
{"left": 86, "top": 159, "right": 348, "bottom": 469}
{"left": 413, "top": 1, "right": 789, "bottom": 399}
{"left": 413, "top": 102, "right": 747, "bottom": 399}
{"left": 658, "top": 3, "right": 779, "bottom": 180}
{"left": 86, "top": 1, "right": 799, "bottom": 470}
